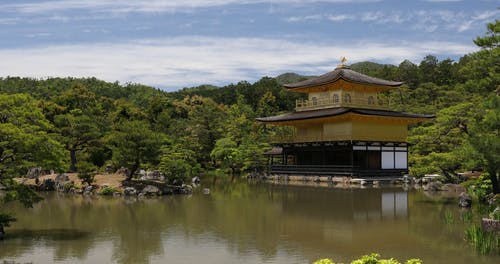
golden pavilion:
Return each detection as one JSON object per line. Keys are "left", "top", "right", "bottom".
{"left": 257, "top": 61, "right": 433, "bottom": 177}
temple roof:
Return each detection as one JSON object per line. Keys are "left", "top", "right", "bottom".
{"left": 256, "top": 107, "right": 434, "bottom": 123}
{"left": 284, "top": 67, "right": 403, "bottom": 90}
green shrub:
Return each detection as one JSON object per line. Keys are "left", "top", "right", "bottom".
{"left": 63, "top": 182, "right": 76, "bottom": 192}
{"left": 313, "top": 259, "right": 335, "bottom": 264}
{"left": 99, "top": 186, "right": 118, "bottom": 196}
{"left": 462, "top": 173, "right": 492, "bottom": 202}
{"left": 312, "top": 254, "right": 422, "bottom": 264}
{"left": 490, "top": 208, "right": 500, "bottom": 220}
{"left": 77, "top": 162, "right": 97, "bottom": 186}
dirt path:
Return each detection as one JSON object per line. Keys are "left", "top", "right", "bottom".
{"left": 16, "top": 173, "right": 127, "bottom": 189}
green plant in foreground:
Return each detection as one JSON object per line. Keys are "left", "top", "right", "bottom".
{"left": 464, "top": 225, "right": 500, "bottom": 255}
{"left": 313, "top": 259, "right": 334, "bottom": 264}
{"left": 461, "top": 210, "right": 473, "bottom": 223}
{"left": 443, "top": 210, "right": 454, "bottom": 224}
{"left": 312, "top": 253, "right": 423, "bottom": 264}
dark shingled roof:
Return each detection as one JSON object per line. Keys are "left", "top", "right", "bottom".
{"left": 284, "top": 67, "right": 403, "bottom": 89}
{"left": 256, "top": 107, "right": 434, "bottom": 123}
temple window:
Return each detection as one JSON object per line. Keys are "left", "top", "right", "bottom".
{"left": 312, "top": 97, "right": 318, "bottom": 106}
{"left": 333, "top": 94, "right": 339, "bottom": 103}
{"left": 368, "top": 96, "right": 375, "bottom": 105}
{"left": 343, "top": 93, "right": 351, "bottom": 103}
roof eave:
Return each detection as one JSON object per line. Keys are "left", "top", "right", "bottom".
{"left": 284, "top": 77, "right": 403, "bottom": 91}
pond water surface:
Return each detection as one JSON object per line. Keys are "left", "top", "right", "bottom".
{"left": 0, "top": 178, "right": 498, "bottom": 264}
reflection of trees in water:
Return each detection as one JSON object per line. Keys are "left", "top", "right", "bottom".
{"left": 0, "top": 182, "right": 412, "bottom": 262}
{"left": 4, "top": 182, "right": 491, "bottom": 264}
{"left": 110, "top": 200, "right": 164, "bottom": 264}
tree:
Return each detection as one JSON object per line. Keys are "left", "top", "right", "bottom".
{"left": 397, "top": 60, "right": 420, "bottom": 89}
{"left": 468, "top": 95, "right": 500, "bottom": 193}
{"left": 0, "top": 94, "right": 66, "bottom": 177}
{"left": 211, "top": 138, "right": 241, "bottom": 175}
{"left": 171, "top": 96, "right": 225, "bottom": 165}
{"left": 474, "top": 19, "right": 500, "bottom": 49}
{"left": 458, "top": 20, "right": 500, "bottom": 94}
{"left": 107, "top": 120, "right": 164, "bottom": 180}
{"left": 0, "top": 94, "right": 65, "bottom": 237}
{"left": 408, "top": 102, "right": 478, "bottom": 180}
{"left": 77, "top": 161, "right": 97, "bottom": 186}
{"left": 159, "top": 144, "right": 199, "bottom": 183}
{"left": 55, "top": 109, "right": 101, "bottom": 172}
{"left": 419, "top": 55, "right": 439, "bottom": 84}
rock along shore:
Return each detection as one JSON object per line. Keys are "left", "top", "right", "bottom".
{"left": 14, "top": 173, "right": 193, "bottom": 197}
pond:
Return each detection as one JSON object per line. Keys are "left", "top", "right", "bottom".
{"left": 1, "top": 178, "right": 498, "bottom": 264}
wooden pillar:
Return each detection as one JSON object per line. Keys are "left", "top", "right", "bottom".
{"left": 322, "top": 144, "right": 326, "bottom": 165}
{"left": 350, "top": 142, "right": 354, "bottom": 166}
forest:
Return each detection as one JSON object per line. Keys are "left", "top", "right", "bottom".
{"left": 0, "top": 20, "right": 498, "bottom": 195}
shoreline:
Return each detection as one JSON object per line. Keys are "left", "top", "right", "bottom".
{"left": 14, "top": 173, "right": 193, "bottom": 197}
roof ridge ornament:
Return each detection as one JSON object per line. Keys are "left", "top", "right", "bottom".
{"left": 336, "top": 56, "right": 350, "bottom": 69}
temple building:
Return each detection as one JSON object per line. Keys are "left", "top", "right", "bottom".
{"left": 257, "top": 61, "right": 433, "bottom": 177}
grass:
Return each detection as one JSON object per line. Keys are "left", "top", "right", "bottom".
{"left": 464, "top": 225, "right": 500, "bottom": 255}
{"left": 461, "top": 210, "right": 474, "bottom": 223}
{"left": 443, "top": 210, "right": 455, "bottom": 224}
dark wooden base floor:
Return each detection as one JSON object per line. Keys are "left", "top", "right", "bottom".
{"left": 269, "top": 165, "right": 407, "bottom": 177}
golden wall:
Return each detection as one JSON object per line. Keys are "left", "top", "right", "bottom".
{"left": 293, "top": 119, "right": 407, "bottom": 142}
{"left": 270, "top": 113, "right": 414, "bottom": 143}
{"left": 350, "top": 119, "right": 407, "bottom": 142}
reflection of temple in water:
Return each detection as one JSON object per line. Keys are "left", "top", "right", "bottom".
{"left": 269, "top": 184, "right": 411, "bottom": 257}
{"left": 274, "top": 184, "right": 408, "bottom": 222}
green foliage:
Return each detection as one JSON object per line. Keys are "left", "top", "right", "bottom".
{"left": 313, "top": 254, "right": 422, "bottom": 264}
{"left": 443, "top": 210, "right": 454, "bottom": 225}
{"left": 107, "top": 120, "right": 164, "bottom": 180}
{"left": 77, "top": 162, "right": 97, "bottom": 186}
{"left": 490, "top": 208, "right": 500, "bottom": 220}
{"left": 159, "top": 145, "right": 199, "bottom": 183}
{"left": 467, "top": 95, "right": 500, "bottom": 193}
{"left": 0, "top": 213, "right": 17, "bottom": 228}
{"left": 2, "top": 179, "right": 43, "bottom": 208}
{"left": 461, "top": 210, "right": 474, "bottom": 224}
{"left": 99, "top": 186, "right": 118, "bottom": 195}
{"left": 464, "top": 225, "right": 500, "bottom": 255}
{"left": 474, "top": 19, "right": 499, "bottom": 49}
{"left": 313, "top": 259, "right": 335, "bottom": 264}
{"left": 0, "top": 93, "right": 67, "bottom": 177}
{"left": 463, "top": 174, "right": 493, "bottom": 201}
{"left": 55, "top": 109, "right": 102, "bottom": 172}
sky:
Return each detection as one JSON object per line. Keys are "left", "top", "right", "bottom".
{"left": 0, "top": 0, "right": 498, "bottom": 90}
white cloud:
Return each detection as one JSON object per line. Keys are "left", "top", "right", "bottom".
{"left": 287, "top": 9, "right": 497, "bottom": 33}
{"left": 286, "top": 14, "right": 323, "bottom": 22}
{"left": 3, "top": 0, "right": 381, "bottom": 14}
{"left": 326, "top": 14, "right": 353, "bottom": 22}
{"left": 0, "top": 17, "right": 20, "bottom": 25}
{"left": 25, "top": 32, "right": 52, "bottom": 38}
{"left": 0, "top": 36, "right": 476, "bottom": 90}
{"left": 472, "top": 10, "right": 499, "bottom": 21}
